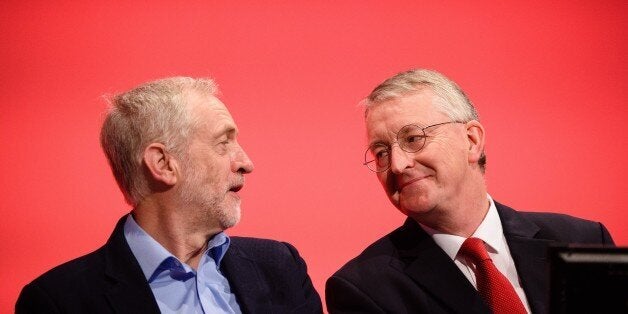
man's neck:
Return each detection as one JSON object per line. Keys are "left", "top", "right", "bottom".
{"left": 133, "top": 199, "right": 222, "bottom": 269}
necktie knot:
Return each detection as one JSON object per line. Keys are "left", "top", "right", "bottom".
{"left": 459, "top": 237, "right": 492, "bottom": 263}
{"left": 458, "top": 237, "right": 528, "bottom": 314}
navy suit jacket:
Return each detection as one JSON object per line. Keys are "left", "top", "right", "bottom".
{"left": 16, "top": 216, "right": 323, "bottom": 314}
{"left": 326, "top": 201, "right": 614, "bottom": 314}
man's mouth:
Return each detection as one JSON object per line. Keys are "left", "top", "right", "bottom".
{"left": 229, "top": 184, "right": 243, "bottom": 193}
{"left": 397, "top": 176, "right": 430, "bottom": 191}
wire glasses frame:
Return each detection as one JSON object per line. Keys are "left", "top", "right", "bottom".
{"left": 363, "top": 121, "right": 464, "bottom": 172}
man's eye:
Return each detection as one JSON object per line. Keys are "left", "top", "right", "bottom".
{"left": 375, "top": 149, "right": 389, "bottom": 159}
{"left": 218, "top": 137, "right": 231, "bottom": 146}
{"left": 216, "top": 140, "right": 230, "bottom": 153}
{"left": 406, "top": 135, "right": 425, "bottom": 143}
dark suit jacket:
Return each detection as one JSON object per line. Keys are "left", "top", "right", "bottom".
{"left": 16, "top": 216, "right": 323, "bottom": 314}
{"left": 326, "top": 201, "right": 614, "bottom": 314}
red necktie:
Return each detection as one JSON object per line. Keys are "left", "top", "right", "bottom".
{"left": 458, "top": 237, "right": 527, "bottom": 314}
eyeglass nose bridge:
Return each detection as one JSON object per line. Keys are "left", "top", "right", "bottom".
{"left": 363, "top": 127, "right": 429, "bottom": 173}
{"left": 388, "top": 143, "right": 418, "bottom": 173}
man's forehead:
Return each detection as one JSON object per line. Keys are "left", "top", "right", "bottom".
{"left": 366, "top": 97, "right": 435, "bottom": 128}
{"left": 188, "top": 92, "right": 225, "bottom": 109}
{"left": 188, "top": 91, "right": 229, "bottom": 114}
{"left": 189, "top": 94, "right": 238, "bottom": 133}
{"left": 365, "top": 94, "right": 453, "bottom": 145}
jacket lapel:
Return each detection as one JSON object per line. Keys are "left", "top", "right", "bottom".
{"left": 496, "top": 202, "right": 551, "bottom": 314}
{"left": 103, "top": 216, "right": 161, "bottom": 314}
{"left": 392, "top": 218, "right": 491, "bottom": 314}
{"left": 222, "top": 241, "right": 272, "bottom": 314}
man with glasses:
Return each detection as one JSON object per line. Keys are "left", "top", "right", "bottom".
{"left": 326, "top": 69, "right": 614, "bottom": 314}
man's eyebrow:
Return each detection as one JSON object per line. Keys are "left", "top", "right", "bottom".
{"left": 367, "top": 140, "right": 389, "bottom": 148}
{"left": 215, "top": 125, "right": 237, "bottom": 138}
{"left": 368, "top": 129, "right": 397, "bottom": 147}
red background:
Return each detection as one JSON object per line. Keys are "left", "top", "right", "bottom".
{"left": 1, "top": 1, "right": 626, "bottom": 312}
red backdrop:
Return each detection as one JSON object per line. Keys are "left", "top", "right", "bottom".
{"left": 1, "top": 1, "right": 626, "bottom": 312}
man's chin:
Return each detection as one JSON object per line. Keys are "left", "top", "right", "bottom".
{"left": 398, "top": 198, "right": 433, "bottom": 216}
{"left": 217, "top": 206, "right": 241, "bottom": 230}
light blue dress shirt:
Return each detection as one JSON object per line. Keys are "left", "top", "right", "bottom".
{"left": 124, "top": 214, "right": 242, "bottom": 314}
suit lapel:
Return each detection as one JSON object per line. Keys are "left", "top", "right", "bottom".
{"left": 497, "top": 202, "right": 551, "bottom": 314}
{"left": 222, "top": 241, "right": 272, "bottom": 314}
{"left": 392, "top": 218, "right": 491, "bottom": 314}
{"left": 103, "top": 216, "right": 161, "bottom": 314}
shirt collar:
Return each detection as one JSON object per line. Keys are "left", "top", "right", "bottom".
{"left": 471, "top": 194, "right": 504, "bottom": 254}
{"left": 206, "top": 230, "right": 230, "bottom": 266}
{"left": 123, "top": 214, "right": 232, "bottom": 281}
{"left": 420, "top": 194, "right": 503, "bottom": 260}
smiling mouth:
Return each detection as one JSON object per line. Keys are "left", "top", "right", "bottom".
{"left": 397, "top": 176, "right": 430, "bottom": 191}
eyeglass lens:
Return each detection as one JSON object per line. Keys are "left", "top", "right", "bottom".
{"left": 364, "top": 125, "right": 427, "bottom": 172}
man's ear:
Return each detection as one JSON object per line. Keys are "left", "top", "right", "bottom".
{"left": 466, "top": 120, "right": 485, "bottom": 165}
{"left": 142, "top": 143, "right": 179, "bottom": 186}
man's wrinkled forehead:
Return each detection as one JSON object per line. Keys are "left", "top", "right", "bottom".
{"left": 189, "top": 92, "right": 237, "bottom": 128}
{"left": 366, "top": 90, "right": 436, "bottom": 119}
{"left": 364, "top": 90, "right": 450, "bottom": 143}
{"left": 364, "top": 85, "right": 434, "bottom": 115}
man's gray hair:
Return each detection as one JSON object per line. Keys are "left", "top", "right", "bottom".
{"left": 100, "top": 77, "right": 218, "bottom": 206}
{"left": 364, "top": 69, "right": 478, "bottom": 121}
{"left": 364, "top": 69, "right": 486, "bottom": 171}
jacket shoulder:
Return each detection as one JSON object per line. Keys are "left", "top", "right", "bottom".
{"left": 496, "top": 201, "right": 614, "bottom": 244}
{"left": 230, "top": 236, "right": 297, "bottom": 259}
{"left": 521, "top": 211, "right": 612, "bottom": 243}
{"left": 329, "top": 227, "right": 400, "bottom": 281}
{"left": 16, "top": 246, "right": 107, "bottom": 313}
{"left": 26, "top": 246, "right": 106, "bottom": 288}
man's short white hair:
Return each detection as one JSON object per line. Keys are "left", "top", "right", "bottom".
{"left": 100, "top": 77, "right": 218, "bottom": 206}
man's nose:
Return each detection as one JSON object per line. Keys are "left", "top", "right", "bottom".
{"left": 232, "top": 144, "right": 254, "bottom": 174}
{"left": 389, "top": 145, "right": 413, "bottom": 174}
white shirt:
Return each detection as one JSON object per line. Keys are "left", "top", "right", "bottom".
{"left": 420, "top": 195, "right": 531, "bottom": 314}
